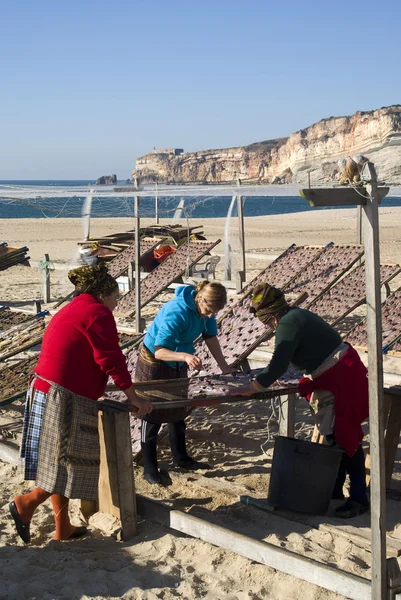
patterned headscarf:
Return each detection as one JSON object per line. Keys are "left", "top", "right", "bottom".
{"left": 68, "top": 264, "right": 118, "bottom": 297}
{"left": 250, "top": 283, "right": 288, "bottom": 324}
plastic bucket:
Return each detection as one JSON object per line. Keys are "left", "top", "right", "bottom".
{"left": 268, "top": 436, "right": 343, "bottom": 515}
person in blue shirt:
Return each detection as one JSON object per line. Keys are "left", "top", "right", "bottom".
{"left": 135, "top": 281, "right": 231, "bottom": 484}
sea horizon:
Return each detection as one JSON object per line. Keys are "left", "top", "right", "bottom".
{"left": 1, "top": 180, "right": 401, "bottom": 220}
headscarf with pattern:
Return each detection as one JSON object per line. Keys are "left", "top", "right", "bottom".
{"left": 68, "top": 264, "right": 118, "bottom": 297}
{"left": 250, "top": 283, "right": 288, "bottom": 324}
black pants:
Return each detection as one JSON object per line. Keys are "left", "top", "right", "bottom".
{"left": 141, "top": 419, "right": 189, "bottom": 474}
{"left": 332, "top": 444, "right": 369, "bottom": 505}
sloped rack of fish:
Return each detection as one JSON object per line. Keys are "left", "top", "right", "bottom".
{"left": 115, "top": 239, "right": 221, "bottom": 317}
{"left": 0, "top": 356, "right": 38, "bottom": 406}
{"left": 0, "top": 243, "right": 30, "bottom": 271}
{"left": 347, "top": 287, "right": 401, "bottom": 353}
{"left": 196, "top": 244, "right": 364, "bottom": 374}
{"left": 0, "top": 307, "right": 39, "bottom": 332}
{"left": 308, "top": 263, "right": 401, "bottom": 327}
{"left": 107, "top": 236, "right": 164, "bottom": 279}
{"left": 117, "top": 332, "right": 144, "bottom": 351}
{"left": 219, "top": 243, "right": 330, "bottom": 319}
{"left": 0, "top": 312, "right": 49, "bottom": 362}
{"left": 54, "top": 237, "right": 166, "bottom": 309}
{"left": 102, "top": 369, "right": 300, "bottom": 452}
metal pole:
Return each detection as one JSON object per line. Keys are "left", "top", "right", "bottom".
{"left": 134, "top": 196, "right": 141, "bottom": 333}
{"left": 155, "top": 182, "right": 159, "bottom": 224}
{"left": 224, "top": 195, "right": 236, "bottom": 281}
{"left": 82, "top": 190, "right": 94, "bottom": 241}
{"left": 363, "top": 162, "right": 386, "bottom": 599}
{"left": 237, "top": 195, "right": 246, "bottom": 287}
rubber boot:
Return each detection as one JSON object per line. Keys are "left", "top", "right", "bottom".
{"left": 169, "top": 420, "right": 189, "bottom": 465}
{"left": 169, "top": 420, "right": 212, "bottom": 470}
{"left": 347, "top": 446, "right": 369, "bottom": 506}
{"left": 141, "top": 420, "right": 162, "bottom": 484}
{"left": 52, "top": 494, "right": 87, "bottom": 540}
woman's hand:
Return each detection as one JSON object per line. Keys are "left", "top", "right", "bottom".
{"left": 130, "top": 396, "right": 153, "bottom": 418}
{"left": 235, "top": 380, "right": 265, "bottom": 397}
{"left": 180, "top": 353, "right": 203, "bottom": 370}
{"left": 123, "top": 385, "right": 153, "bottom": 418}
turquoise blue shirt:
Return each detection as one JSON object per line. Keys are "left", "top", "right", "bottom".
{"left": 144, "top": 285, "right": 218, "bottom": 367}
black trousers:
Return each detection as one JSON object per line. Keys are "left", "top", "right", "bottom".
{"left": 141, "top": 419, "right": 189, "bottom": 474}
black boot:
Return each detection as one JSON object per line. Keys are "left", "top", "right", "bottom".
{"left": 141, "top": 420, "right": 162, "bottom": 484}
{"left": 169, "top": 420, "right": 212, "bottom": 470}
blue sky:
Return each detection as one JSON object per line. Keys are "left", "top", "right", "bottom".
{"left": 1, "top": 0, "right": 400, "bottom": 179}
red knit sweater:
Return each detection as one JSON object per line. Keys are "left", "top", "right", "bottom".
{"left": 298, "top": 344, "right": 369, "bottom": 456}
{"left": 34, "top": 294, "right": 132, "bottom": 400}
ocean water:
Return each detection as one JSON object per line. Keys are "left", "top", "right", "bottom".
{"left": 1, "top": 180, "right": 401, "bottom": 220}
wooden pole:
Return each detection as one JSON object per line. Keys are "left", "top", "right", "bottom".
{"left": 279, "top": 393, "right": 296, "bottom": 437}
{"left": 237, "top": 195, "right": 246, "bottom": 287}
{"left": 134, "top": 196, "right": 142, "bottom": 333}
{"left": 43, "top": 253, "right": 51, "bottom": 303}
{"left": 356, "top": 205, "right": 363, "bottom": 244}
{"left": 363, "top": 162, "right": 386, "bottom": 599}
{"left": 128, "top": 260, "right": 134, "bottom": 291}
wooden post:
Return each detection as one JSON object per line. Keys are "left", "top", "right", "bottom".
{"left": 363, "top": 162, "right": 386, "bottom": 599}
{"left": 128, "top": 260, "right": 134, "bottom": 291}
{"left": 97, "top": 409, "right": 137, "bottom": 540}
{"left": 34, "top": 300, "right": 42, "bottom": 313}
{"left": 356, "top": 205, "right": 363, "bottom": 245}
{"left": 43, "top": 253, "right": 51, "bottom": 303}
{"left": 237, "top": 195, "right": 246, "bottom": 286}
{"left": 278, "top": 393, "right": 296, "bottom": 437}
{"left": 383, "top": 392, "right": 401, "bottom": 489}
{"left": 134, "top": 196, "right": 142, "bottom": 333}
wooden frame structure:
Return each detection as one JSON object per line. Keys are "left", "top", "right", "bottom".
{"left": 301, "top": 163, "right": 389, "bottom": 599}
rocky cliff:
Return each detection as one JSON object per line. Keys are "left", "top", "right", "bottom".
{"left": 132, "top": 105, "right": 401, "bottom": 185}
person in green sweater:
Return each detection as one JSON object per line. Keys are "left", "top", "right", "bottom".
{"left": 237, "top": 283, "right": 369, "bottom": 519}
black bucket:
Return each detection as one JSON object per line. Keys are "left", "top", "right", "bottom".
{"left": 268, "top": 436, "right": 343, "bottom": 515}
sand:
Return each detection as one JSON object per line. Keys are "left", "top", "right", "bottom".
{"left": 1, "top": 207, "right": 401, "bottom": 600}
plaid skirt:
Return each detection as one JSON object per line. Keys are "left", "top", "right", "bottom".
{"left": 135, "top": 343, "right": 188, "bottom": 424}
{"left": 20, "top": 378, "right": 100, "bottom": 501}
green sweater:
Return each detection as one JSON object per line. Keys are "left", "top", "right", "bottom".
{"left": 255, "top": 307, "right": 343, "bottom": 389}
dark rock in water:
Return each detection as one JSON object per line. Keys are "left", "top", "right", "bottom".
{"left": 96, "top": 174, "right": 117, "bottom": 185}
{"left": 125, "top": 178, "right": 132, "bottom": 184}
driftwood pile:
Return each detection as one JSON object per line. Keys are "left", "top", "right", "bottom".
{"left": 0, "top": 243, "right": 30, "bottom": 271}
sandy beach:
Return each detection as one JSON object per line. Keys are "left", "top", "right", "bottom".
{"left": 1, "top": 207, "right": 401, "bottom": 600}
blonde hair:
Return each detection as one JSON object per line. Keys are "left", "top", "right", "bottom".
{"left": 195, "top": 281, "right": 227, "bottom": 311}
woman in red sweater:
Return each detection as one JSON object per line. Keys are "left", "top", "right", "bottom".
{"left": 9, "top": 264, "right": 152, "bottom": 544}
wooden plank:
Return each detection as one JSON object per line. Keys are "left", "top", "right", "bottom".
{"left": 136, "top": 494, "right": 372, "bottom": 600}
{"left": 278, "top": 393, "right": 296, "bottom": 437}
{"left": 114, "top": 411, "right": 137, "bottom": 539}
{"left": 271, "top": 506, "right": 401, "bottom": 558}
{"left": 98, "top": 411, "right": 121, "bottom": 520}
{"left": 299, "top": 187, "right": 389, "bottom": 207}
{"left": 97, "top": 410, "right": 137, "bottom": 540}
{"left": 363, "top": 162, "right": 387, "bottom": 599}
